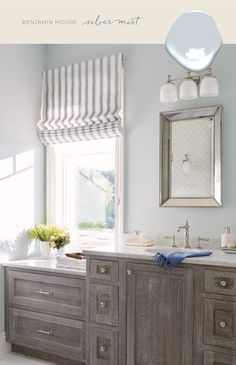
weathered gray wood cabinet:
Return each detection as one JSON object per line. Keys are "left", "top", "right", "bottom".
{"left": 86, "top": 255, "right": 236, "bottom": 365}
{"left": 86, "top": 256, "right": 194, "bottom": 365}
{"left": 5, "top": 267, "right": 86, "bottom": 365}
{"left": 5, "top": 256, "right": 236, "bottom": 365}
{"left": 86, "top": 258, "right": 125, "bottom": 365}
{"left": 126, "top": 263, "right": 193, "bottom": 365}
{"left": 201, "top": 268, "right": 236, "bottom": 365}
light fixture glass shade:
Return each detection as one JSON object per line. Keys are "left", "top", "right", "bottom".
{"left": 200, "top": 76, "right": 219, "bottom": 97}
{"left": 160, "top": 82, "right": 178, "bottom": 103}
{"left": 179, "top": 79, "right": 198, "bottom": 100}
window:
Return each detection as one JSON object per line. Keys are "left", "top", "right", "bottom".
{"left": 46, "top": 137, "right": 123, "bottom": 247}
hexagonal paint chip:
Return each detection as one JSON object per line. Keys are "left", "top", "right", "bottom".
{"left": 165, "top": 11, "right": 223, "bottom": 72}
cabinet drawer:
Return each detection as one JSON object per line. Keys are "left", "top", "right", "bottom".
{"left": 204, "top": 350, "right": 236, "bottom": 365}
{"left": 9, "top": 308, "right": 85, "bottom": 362}
{"left": 204, "top": 270, "right": 236, "bottom": 296}
{"left": 8, "top": 270, "right": 85, "bottom": 319}
{"left": 204, "top": 298, "right": 236, "bottom": 349}
{"left": 89, "top": 283, "right": 118, "bottom": 326}
{"left": 89, "top": 259, "right": 118, "bottom": 283}
{"left": 89, "top": 326, "right": 118, "bottom": 365}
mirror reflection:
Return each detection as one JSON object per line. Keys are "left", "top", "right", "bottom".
{"left": 160, "top": 105, "right": 223, "bottom": 207}
{"left": 171, "top": 117, "right": 214, "bottom": 198}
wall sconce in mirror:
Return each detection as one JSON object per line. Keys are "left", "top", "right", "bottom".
{"left": 182, "top": 154, "right": 191, "bottom": 174}
{"left": 165, "top": 10, "right": 223, "bottom": 72}
{"left": 160, "top": 69, "right": 219, "bottom": 103}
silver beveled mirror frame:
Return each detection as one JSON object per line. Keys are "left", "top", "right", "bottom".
{"left": 159, "top": 105, "right": 223, "bottom": 207}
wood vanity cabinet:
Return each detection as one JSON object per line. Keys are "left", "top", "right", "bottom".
{"left": 86, "top": 258, "right": 124, "bottom": 365}
{"left": 201, "top": 268, "right": 236, "bottom": 365}
{"left": 86, "top": 256, "right": 194, "bottom": 365}
{"left": 6, "top": 257, "right": 236, "bottom": 365}
{"left": 86, "top": 256, "right": 236, "bottom": 365}
{"left": 5, "top": 267, "right": 86, "bottom": 365}
{"left": 126, "top": 263, "right": 194, "bottom": 365}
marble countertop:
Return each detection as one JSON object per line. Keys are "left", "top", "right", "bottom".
{"left": 2, "top": 244, "right": 236, "bottom": 272}
{"left": 2, "top": 258, "right": 86, "bottom": 276}
{"left": 83, "top": 244, "right": 236, "bottom": 268}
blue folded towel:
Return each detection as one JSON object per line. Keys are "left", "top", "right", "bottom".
{"left": 153, "top": 250, "right": 212, "bottom": 272}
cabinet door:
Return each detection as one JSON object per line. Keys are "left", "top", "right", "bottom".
{"left": 127, "top": 263, "right": 193, "bottom": 365}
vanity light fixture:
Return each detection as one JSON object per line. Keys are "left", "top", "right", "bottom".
{"left": 182, "top": 154, "right": 191, "bottom": 174}
{"left": 199, "top": 68, "right": 219, "bottom": 97}
{"left": 160, "top": 69, "right": 219, "bottom": 103}
{"left": 179, "top": 72, "right": 198, "bottom": 100}
{"left": 160, "top": 75, "right": 178, "bottom": 103}
{"left": 182, "top": 154, "right": 190, "bottom": 163}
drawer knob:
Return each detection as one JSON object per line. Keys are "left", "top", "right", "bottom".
{"left": 100, "top": 301, "right": 107, "bottom": 308}
{"left": 36, "top": 328, "right": 53, "bottom": 335}
{"left": 220, "top": 280, "right": 227, "bottom": 287}
{"left": 220, "top": 321, "right": 226, "bottom": 328}
{"left": 100, "top": 345, "right": 106, "bottom": 352}
{"left": 127, "top": 269, "right": 133, "bottom": 275}
{"left": 36, "top": 289, "right": 53, "bottom": 296}
{"left": 100, "top": 267, "right": 107, "bottom": 274}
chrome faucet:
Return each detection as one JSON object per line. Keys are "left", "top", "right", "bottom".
{"left": 177, "top": 219, "right": 191, "bottom": 249}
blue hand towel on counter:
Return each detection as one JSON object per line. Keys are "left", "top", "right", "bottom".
{"left": 153, "top": 250, "right": 212, "bottom": 272}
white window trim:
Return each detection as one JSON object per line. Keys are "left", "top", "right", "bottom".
{"left": 46, "top": 137, "right": 124, "bottom": 247}
{"left": 46, "top": 66, "right": 125, "bottom": 247}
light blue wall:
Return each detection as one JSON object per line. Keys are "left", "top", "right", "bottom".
{"left": 45, "top": 44, "right": 236, "bottom": 239}
{"left": 1, "top": 43, "right": 236, "bottom": 332}
{"left": 0, "top": 45, "right": 45, "bottom": 332}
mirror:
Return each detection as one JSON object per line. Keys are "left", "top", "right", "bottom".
{"left": 160, "top": 105, "right": 223, "bottom": 207}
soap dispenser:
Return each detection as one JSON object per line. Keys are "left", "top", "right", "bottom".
{"left": 221, "top": 227, "right": 235, "bottom": 248}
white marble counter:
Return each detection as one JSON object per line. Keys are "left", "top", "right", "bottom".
{"left": 2, "top": 258, "right": 86, "bottom": 276}
{"left": 83, "top": 244, "right": 236, "bottom": 268}
{"left": 2, "top": 244, "right": 236, "bottom": 272}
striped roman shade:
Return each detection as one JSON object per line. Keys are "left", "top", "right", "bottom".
{"left": 38, "top": 53, "right": 123, "bottom": 145}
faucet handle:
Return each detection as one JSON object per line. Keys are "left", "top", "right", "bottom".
{"left": 164, "top": 235, "right": 177, "bottom": 248}
{"left": 196, "top": 236, "right": 210, "bottom": 249}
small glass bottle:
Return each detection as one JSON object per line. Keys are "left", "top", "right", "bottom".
{"left": 221, "top": 227, "right": 235, "bottom": 248}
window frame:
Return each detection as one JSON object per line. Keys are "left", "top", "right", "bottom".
{"left": 46, "top": 136, "right": 124, "bottom": 247}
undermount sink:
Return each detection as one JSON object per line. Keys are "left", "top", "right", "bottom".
{"left": 145, "top": 247, "right": 201, "bottom": 254}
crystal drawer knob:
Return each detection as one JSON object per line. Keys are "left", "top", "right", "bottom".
{"left": 100, "top": 345, "right": 106, "bottom": 352}
{"left": 100, "top": 301, "right": 106, "bottom": 308}
{"left": 220, "top": 321, "right": 226, "bottom": 328}
{"left": 220, "top": 280, "right": 227, "bottom": 287}
{"left": 127, "top": 269, "right": 133, "bottom": 275}
{"left": 100, "top": 267, "right": 107, "bottom": 274}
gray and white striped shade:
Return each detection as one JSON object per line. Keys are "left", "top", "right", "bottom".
{"left": 38, "top": 53, "right": 123, "bottom": 145}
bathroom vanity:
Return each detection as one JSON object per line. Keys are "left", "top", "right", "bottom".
{"left": 4, "top": 248, "right": 236, "bottom": 365}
